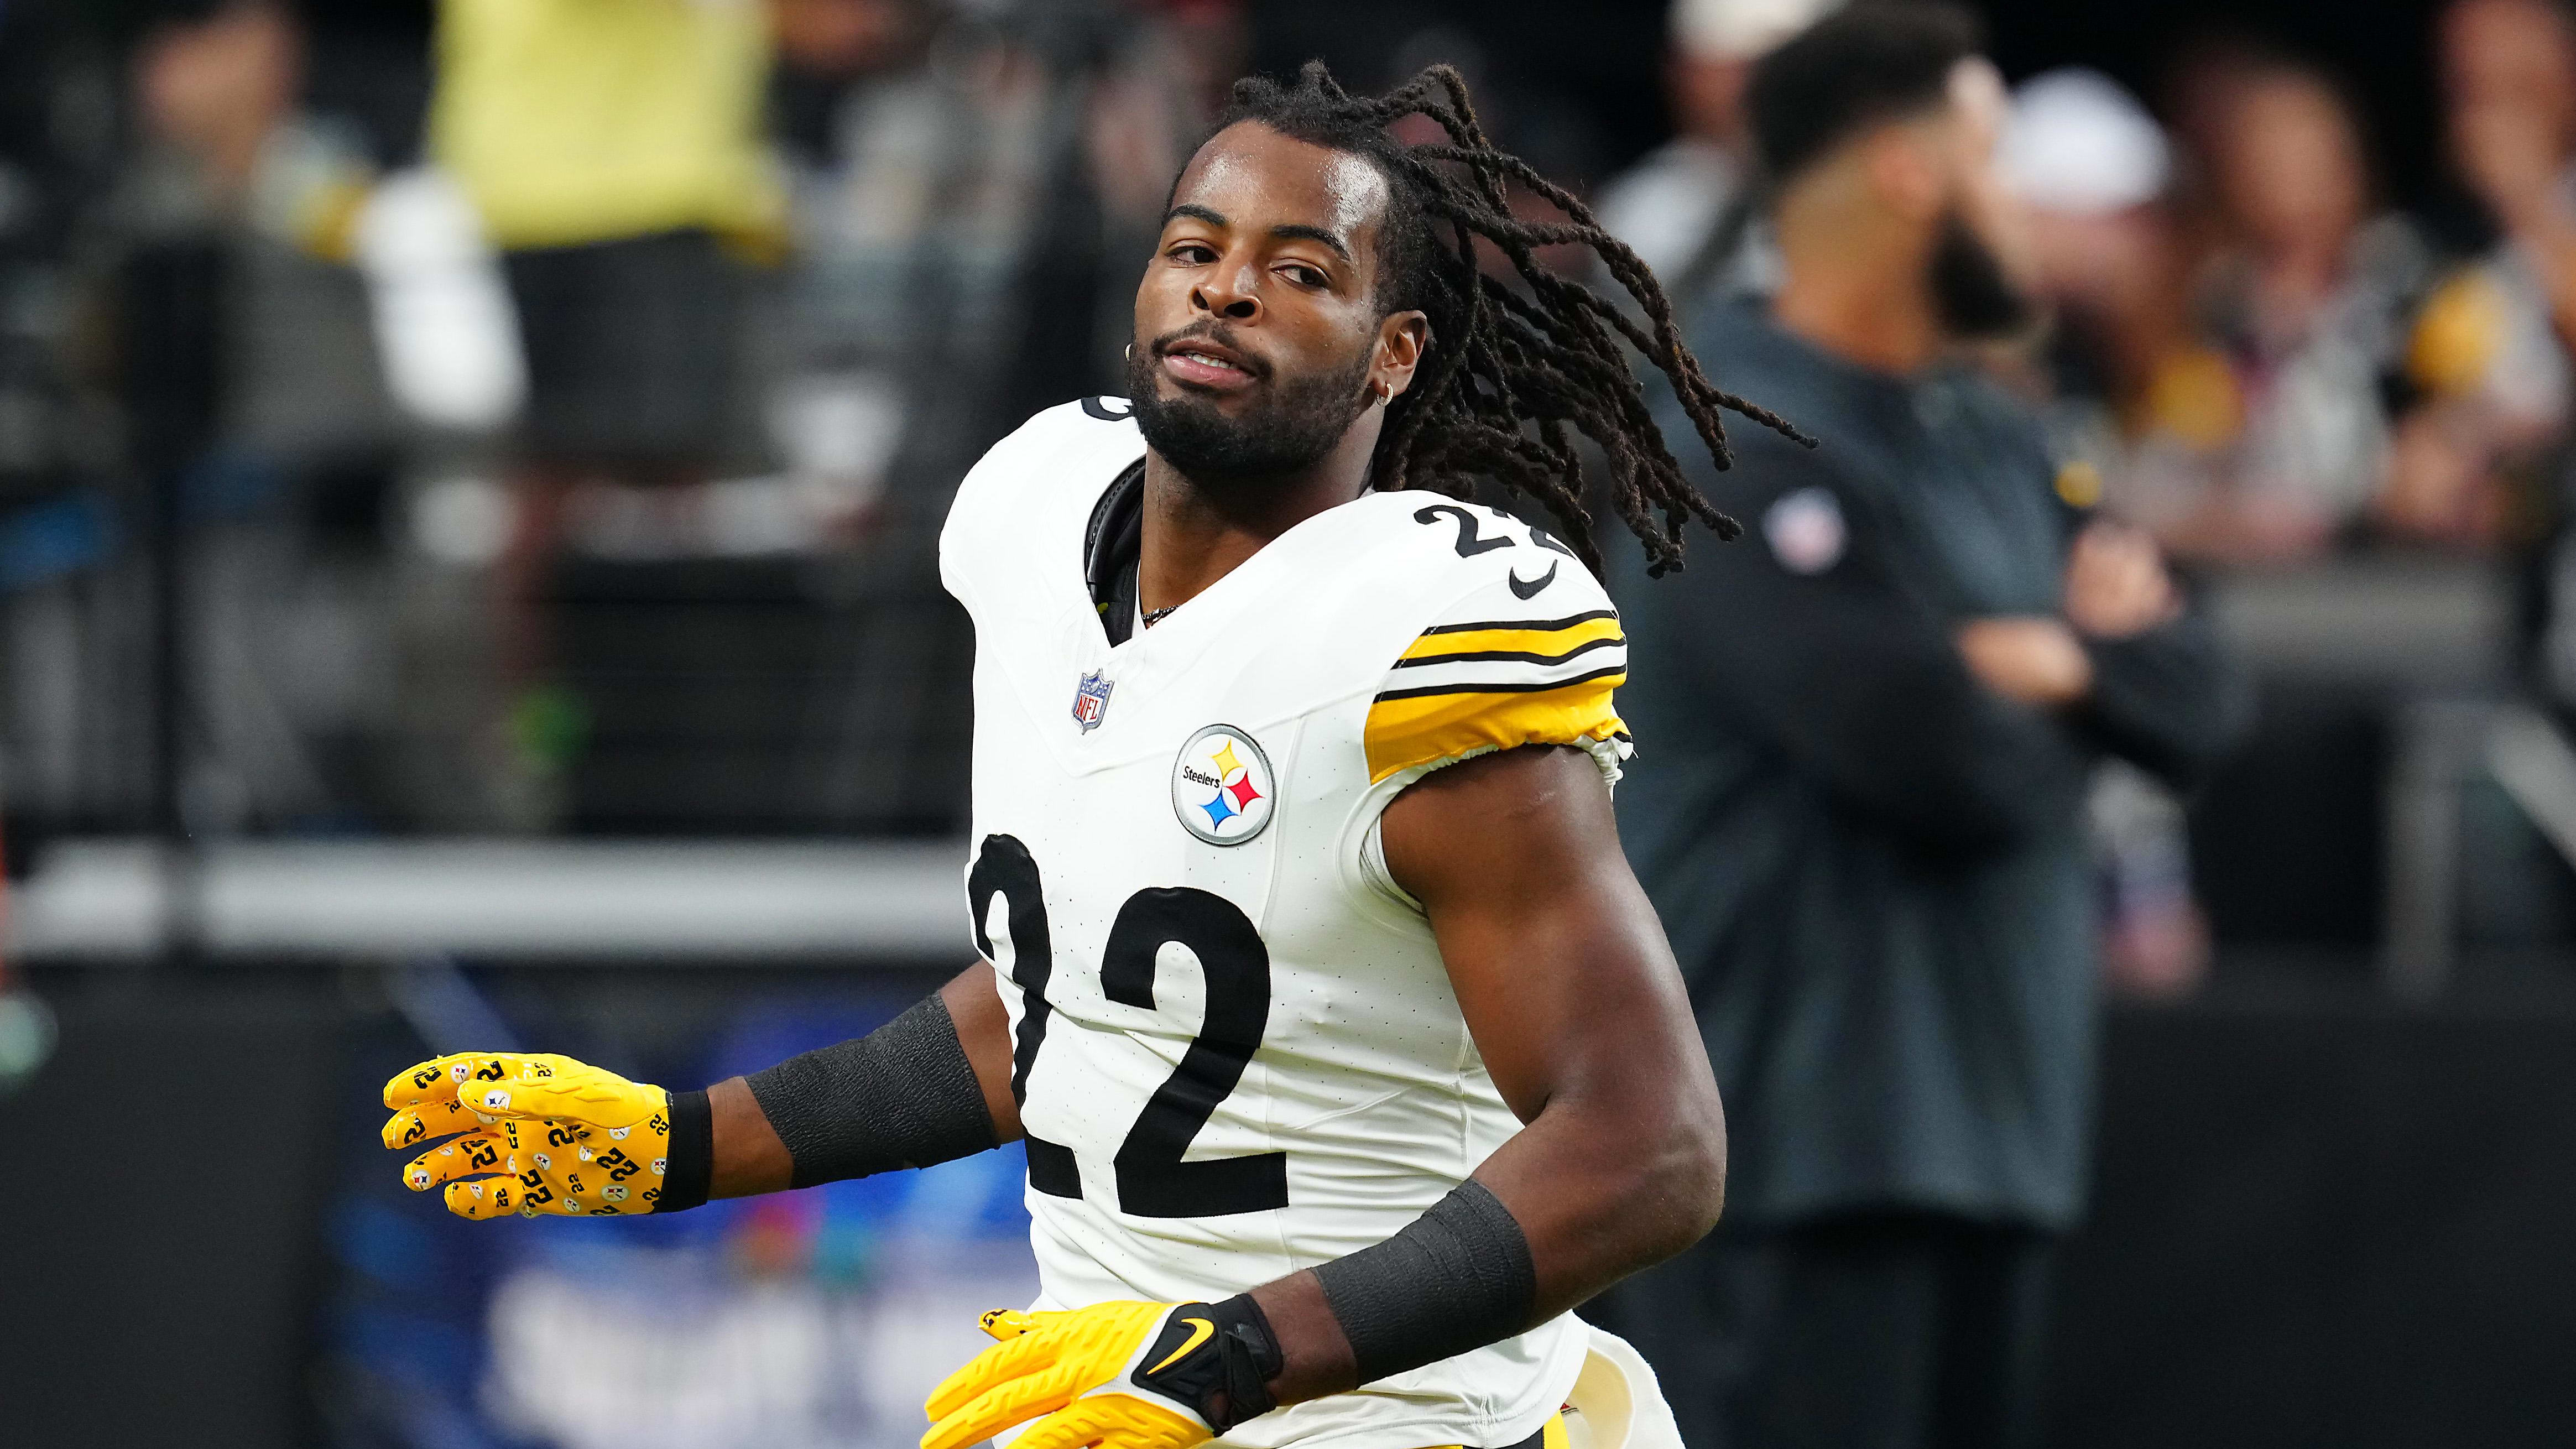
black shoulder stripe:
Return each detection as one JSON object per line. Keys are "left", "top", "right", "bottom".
{"left": 1417, "top": 607, "right": 1618, "bottom": 637}
{"left": 1390, "top": 635, "right": 1625, "bottom": 670}
{"left": 1373, "top": 664, "right": 1627, "bottom": 704}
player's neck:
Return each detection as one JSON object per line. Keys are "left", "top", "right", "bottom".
{"left": 1138, "top": 410, "right": 1382, "bottom": 619}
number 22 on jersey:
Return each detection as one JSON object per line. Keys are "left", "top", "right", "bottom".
{"left": 968, "top": 834, "right": 1289, "bottom": 1219}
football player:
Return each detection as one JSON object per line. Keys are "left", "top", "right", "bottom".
{"left": 382, "top": 62, "right": 1806, "bottom": 1449}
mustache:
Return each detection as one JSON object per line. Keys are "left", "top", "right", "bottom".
{"left": 1150, "top": 322, "right": 1271, "bottom": 381}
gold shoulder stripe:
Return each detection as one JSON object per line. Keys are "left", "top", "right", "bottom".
{"left": 1365, "top": 670, "right": 1627, "bottom": 782}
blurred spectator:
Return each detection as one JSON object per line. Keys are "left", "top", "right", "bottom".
{"left": 2440, "top": 0, "right": 2576, "bottom": 715}
{"left": 128, "top": 0, "right": 387, "bottom": 444}
{"left": 2440, "top": 0, "right": 2576, "bottom": 385}
{"left": 2136, "top": 48, "right": 2479, "bottom": 565}
{"left": 428, "top": 0, "right": 784, "bottom": 808}
{"left": 1998, "top": 70, "right": 2196, "bottom": 516}
{"left": 764, "top": 0, "right": 1223, "bottom": 528}
{"left": 766, "top": 0, "right": 987, "bottom": 538}
{"left": 1591, "top": 8, "right": 2244, "bottom": 1447}
{"left": 1594, "top": 0, "right": 1840, "bottom": 300}
{"left": 114, "top": 1, "right": 402, "bottom": 831}
{"left": 2405, "top": 0, "right": 2576, "bottom": 559}
{"left": 132, "top": 0, "right": 304, "bottom": 220}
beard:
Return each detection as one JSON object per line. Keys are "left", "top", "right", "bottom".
{"left": 1125, "top": 325, "right": 1376, "bottom": 488}
{"left": 1929, "top": 207, "right": 2036, "bottom": 341}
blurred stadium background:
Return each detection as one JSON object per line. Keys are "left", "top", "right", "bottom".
{"left": 4, "top": 0, "right": 2576, "bottom": 1446}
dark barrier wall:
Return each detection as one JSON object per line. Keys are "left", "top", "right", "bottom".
{"left": 7, "top": 971, "right": 2576, "bottom": 1449}
{"left": 0, "top": 979, "right": 346, "bottom": 1449}
{"left": 2051, "top": 995, "right": 2576, "bottom": 1446}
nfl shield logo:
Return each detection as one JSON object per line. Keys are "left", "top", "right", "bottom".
{"left": 1071, "top": 670, "right": 1114, "bottom": 732}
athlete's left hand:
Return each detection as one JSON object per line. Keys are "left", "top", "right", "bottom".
{"left": 381, "top": 1051, "right": 674, "bottom": 1219}
{"left": 922, "top": 1300, "right": 1256, "bottom": 1449}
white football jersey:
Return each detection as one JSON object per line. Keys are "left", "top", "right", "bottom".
{"left": 941, "top": 400, "right": 1633, "bottom": 1449}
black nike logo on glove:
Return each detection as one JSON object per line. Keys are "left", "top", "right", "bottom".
{"left": 1508, "top": 561, "right": 1558, "bottom": 598}
{"left": 1148, "top": 1317, "right": 1215, "bottom": 1373}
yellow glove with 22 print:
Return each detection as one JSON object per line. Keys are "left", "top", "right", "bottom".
{"left": 381, "top": 1052, "right": 678, "bottom": 1219}
{"left": 922, "top": 1297, "right": 1285, "bottom": 1449}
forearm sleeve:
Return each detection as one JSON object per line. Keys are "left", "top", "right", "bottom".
{"left": 1311, "top": 1179, "right": 1539, "bottom": 1385}
{"left": 744, "top": 994, "right": 1000, "bottom": 1189}
{"left": 656, "top": 1086, "right": 715, "bottom": 1212}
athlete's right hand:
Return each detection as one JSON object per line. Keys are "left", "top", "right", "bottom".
{"left": 381, "top": 1051, "right": 675, "bottom": 1219}
{"left": 923, "top": 1302, "right": 1217, "bottom": 1449}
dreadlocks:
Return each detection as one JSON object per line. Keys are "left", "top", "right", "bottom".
{"left": 1214, "top": 61, "right": 1811, "bottom": 576}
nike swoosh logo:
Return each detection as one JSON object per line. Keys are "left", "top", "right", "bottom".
{"left": 1508, "top": 561, "right": 1559, "bottom": 599}
{"left": 1146, "top": 1316, "right": 1216, "bottom": 1375}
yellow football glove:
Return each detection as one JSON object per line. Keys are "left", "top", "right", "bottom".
{"left": 381, "top": 1051, "right": 674, "bottom": 1219}
{"left": 922, "top": 1298, "right": 1283, "bottom": 1449}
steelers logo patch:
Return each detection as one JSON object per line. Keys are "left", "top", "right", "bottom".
{"left": 1171, "top": 724, "right": 1276, "bottom": 846}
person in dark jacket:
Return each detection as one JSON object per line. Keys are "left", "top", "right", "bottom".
{"left": 1587, "top": 8, "right": 2247, "bottom": 1449}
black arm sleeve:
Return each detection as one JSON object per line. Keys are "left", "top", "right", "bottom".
{"left": 1665, "top": 445, "right": 2092, "bottom": 854}
{"left": 744, "top": 994, "right": 1000, "bottom": 1189}
{"left": 1312, "top": 1179, "right": 1539, "bottom": 1386}
{"left": 2079, "top": 600, "right": 2251, "bottom": 792}
{"left": 654, "top": 1087, "right": 714, "bottom": 1213}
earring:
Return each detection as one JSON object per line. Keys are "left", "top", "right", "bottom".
{"left": 1125, "top": 343, "right": 1133, "bottom": 361}
{"left": 1374, "top": 381, "right": 1392, "bottom": 405}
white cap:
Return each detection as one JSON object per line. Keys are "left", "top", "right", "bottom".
{"left": 1999, "top": 67, "right": 2172, "bottom": 216}
{"left": 1670, "top": 0, "right": 1843, "bottom": 60}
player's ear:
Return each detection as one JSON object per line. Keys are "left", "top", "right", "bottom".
{"left": 1374, "top": 310, "right": 1430, "bottom": 402}
{"left": 1863, "top": 120, "right": 1947, "bottom": 225}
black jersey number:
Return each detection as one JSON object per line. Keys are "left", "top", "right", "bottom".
{"left": 966, "top": 833, "right": 1080, "bottom": 1197}
{"left": 1415, "top": 503, "right": 1514, "bottom": 557}
{"left": 1416, "top": 503, "right": 1586, "bottom": 561}
{"left": 1101, "top": 888, "right": 1286, "bottom": 1216}
{"left": 967, "top": 835, "right": 1289, "bottom": 1218}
